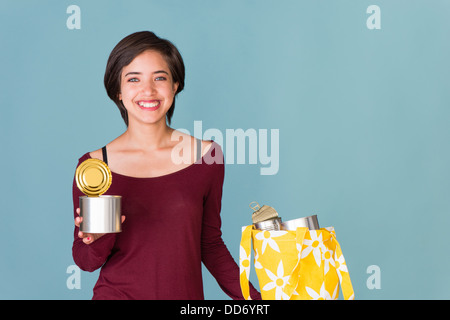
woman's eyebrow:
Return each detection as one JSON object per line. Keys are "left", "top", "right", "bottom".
{"left": 124, "top": 71, "right": 141, "bottom": 77}
{"left": 153, "top": 70, "right": 169, "bottom": 75}
{"left": 124, "top": 70, "right": 169, "bottom": 77}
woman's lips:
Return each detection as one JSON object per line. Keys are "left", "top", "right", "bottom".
{"left": 136, "top": 100, "right": 160, "bottom": 111}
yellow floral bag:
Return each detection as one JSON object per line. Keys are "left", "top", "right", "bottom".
{"left": 239, "top": 225, "right": 355, "bottom": 300}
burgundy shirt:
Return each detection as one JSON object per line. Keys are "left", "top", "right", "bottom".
{"left": 72, "top": 142, "right": 260, "bottom": 300}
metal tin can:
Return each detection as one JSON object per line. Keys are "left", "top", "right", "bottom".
{"left": 76, "top": 158, "right": 112, "bottom": 196}
{"left": 79, "top": 195, "right": 122, "bottom": 233}
{"left": 253, "top": 217, "right": 282, "bottom": 231}
{"left": 281, "top": 215, "right": 320, "bottom": 230}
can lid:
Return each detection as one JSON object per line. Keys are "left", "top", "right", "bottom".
{"left": 75, "top": 158, "right": 112, "bottom": 196}
{"left": 249, "top": 201, "right": 279, "bottom": 224}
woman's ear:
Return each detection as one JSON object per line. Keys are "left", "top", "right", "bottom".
{"left": 173, "top": 82, "right": 179, "bottom": 94}
{"left": 118, "top": 92, "right": 122, "bottom": 100}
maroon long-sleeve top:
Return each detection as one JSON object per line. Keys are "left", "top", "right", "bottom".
{"left": 72, "top": 142, "right": 260, "bottom": 300}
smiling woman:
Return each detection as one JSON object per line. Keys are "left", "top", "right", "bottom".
{"left": 104, "top": 31, "right": 185, "bottom": 126}
{"left": 118, "top": 50, "right": 179, "bottom": 126}
{"left": 71, "top": 31, "right": 261, "bottom": 300}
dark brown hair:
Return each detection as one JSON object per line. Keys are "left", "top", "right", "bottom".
{"left": 104, "top": 31, "right": 185, "bottom": 126}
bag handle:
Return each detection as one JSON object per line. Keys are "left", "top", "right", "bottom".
{"left": 239, "top": 225, "right": 253, "bottom": 300}
{"left": 282, "top": 227, "right": 308, "bottom": 298}
{"left": 330, "top": 234, "right": 355, "bottom": 300}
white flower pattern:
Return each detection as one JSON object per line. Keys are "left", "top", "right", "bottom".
{"left": 300, "top": 230, "right": 326, "bottom": 267}
{"left": 255, "top": 230, "right": 287, "bottom": 254}
{"left": 322, "top": 248, "right": 335, "bottom": 275}
{"left": 262, "top": 260, "right": 291, "bottom": 300}
{"left": 334, "top": 250, "right": 349, "bottom": 283}
{"left": 305, "top": 282, "right": 338, "bottom": 300}
{"left": 239, "top": 245, "right": 251, "bottom": 279}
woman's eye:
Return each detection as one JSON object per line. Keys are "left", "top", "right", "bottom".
{"left": 155, "top": 76, "right": 166, "bottom": 81}
{"left": 128, "top": 78, "right": 139, "bottom": 82}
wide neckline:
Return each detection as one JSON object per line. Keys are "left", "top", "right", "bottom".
{"left": 87, "top": 140, "right": 217, "bottom": 180}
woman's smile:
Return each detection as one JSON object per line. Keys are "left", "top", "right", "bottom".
{"left": 136, "top": 99, "right": 161, "bottom": 111}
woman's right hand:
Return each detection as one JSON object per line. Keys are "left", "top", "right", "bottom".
{"left": 74, "top": 208, "right": 125, "bottom": 245}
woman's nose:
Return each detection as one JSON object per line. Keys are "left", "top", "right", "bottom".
{"left": 142, "top": 80, "right": 156, "bottom": 95}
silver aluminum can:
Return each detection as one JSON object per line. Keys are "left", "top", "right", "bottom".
{"left": 253, "top": 217, "right": 282, "bottom": 231}
{"left": 281, "top": 215, "right": 320, "bottom": 231}
{"left": 79, "top": 195, "right": 122, "bottom": 233}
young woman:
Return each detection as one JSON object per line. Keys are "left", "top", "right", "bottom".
{"left": 72, "top": 31, "right": 260, "bottom": 300}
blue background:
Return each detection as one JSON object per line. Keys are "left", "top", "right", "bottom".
{"left": 1, "top": 0, "right": 449, "bottom": 299}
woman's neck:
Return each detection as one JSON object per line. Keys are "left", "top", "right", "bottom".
{"left": 120, "top": 121, "right": 175, "bottom": 151}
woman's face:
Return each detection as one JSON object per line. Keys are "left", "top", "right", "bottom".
{"left": 119, "top": 50, "right": 179, "bottom": 127}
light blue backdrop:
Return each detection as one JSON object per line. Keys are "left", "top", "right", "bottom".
{"left": 1, "top": 0, "right": 449, "bottom": 299}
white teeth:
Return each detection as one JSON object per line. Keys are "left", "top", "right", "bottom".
{"left": 138, "top": 101, "right": 159, "bottom": 108}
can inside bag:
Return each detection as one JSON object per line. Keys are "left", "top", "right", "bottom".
{"left": 79, "top": 195, "right": 122, "bottom": 233}
{"left": 249, "top": 201, "right": 320, "bottom": 231}
{"left": 280, "top": 215, "right": 320, "bottom": 230}
{"left": 253, "top": 217, "right": 282, "bottom": 231}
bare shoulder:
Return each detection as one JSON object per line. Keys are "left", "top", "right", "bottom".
{"left": 170, "top": 129, "right": 213, "bottom": 158}
{"left": 89, "top": 148, "right": 103, "bottom": 161}
{"left": 201, "top": 139, "right": 213, "bottom": 157}
{"left": 89, "top": 135, "right": 123, "bottom": 162}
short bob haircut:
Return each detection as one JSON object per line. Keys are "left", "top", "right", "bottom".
{"left": 104, "top": 31, "right": 185, "bottom": 126}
